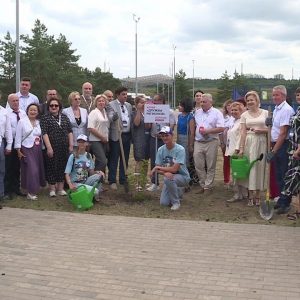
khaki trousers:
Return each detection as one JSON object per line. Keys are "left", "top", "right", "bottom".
{"left": 193, "top": 139, "right": 219, "bottom": 189}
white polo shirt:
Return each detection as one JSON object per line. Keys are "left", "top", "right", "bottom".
{"left": 194, "top": 107, "right": 224, "bottom": 141}
{"left": 271, "top": 101, "right": 294, "bottom": 142}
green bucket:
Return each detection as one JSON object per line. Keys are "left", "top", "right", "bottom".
{"left": 230, "top": 155, "right": 251, "bottom": 180}
{"left": 67, "top": 184, "right": 96, "bottom": 211}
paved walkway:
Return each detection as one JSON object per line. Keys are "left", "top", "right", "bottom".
{"left": 0, "top": 208, "right": 299, "bottom": 300}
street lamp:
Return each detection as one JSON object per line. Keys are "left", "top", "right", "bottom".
{"left": 16, "top": 0, "right": 20, "bottom": 92}
{"left": 192, "top": 60, "right": 195, "bottom": 97}
{"left": 133, "top": 14, "right": 140, "bottom": 97}
{"left": 173, "top": 44, "right": 176, "bottom": 108}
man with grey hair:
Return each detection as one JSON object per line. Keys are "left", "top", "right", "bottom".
{"left": 4, "top": 94, "right": 27, "bottom": 199}
{"left": 193, "top": 93, "right": 224, "bottom": 193}
{"left": 267, "top": 85, "right": 294, "bottom": 214}
{"left": 80, "top": 82, "right": 95, "bottom": 113}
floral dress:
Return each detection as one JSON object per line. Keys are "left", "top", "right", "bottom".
{"left": 281, "top": 106, "right": 300, "bottom": 197}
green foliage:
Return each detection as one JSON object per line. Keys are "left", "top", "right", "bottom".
{"left": 0, "top": 32, "right": 16, "bottom": 97}
{"left": 127, "top": 160, "right": 150, "bottom": 201}
{"left": 91, "top": 67, "right": 121, "bottom": 95}
{"left": 216, "top": 71, "right": 232, "bottom": 105}
{"left": 0, "top": 19, "right": 120, "bottom": 104}
{"left": 175, "top": 69, "right": 190, "bottom": 103}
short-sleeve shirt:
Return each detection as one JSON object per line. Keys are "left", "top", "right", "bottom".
{"left": 65, "top": 152, "right": 95, "bottom": 183}
{"left": 271, "top": 101, "right": 295, "bottom": 142}
{"left": 177, "top": 113, "right": 194, "bottom": 135}
{"left": 194, "top": 107, "right": 224, "bottom": 141}
{"left": 155, "top": 143, "right": 190, "bottom": 182}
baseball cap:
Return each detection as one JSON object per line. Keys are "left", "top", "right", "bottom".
{"left": 158, "top": 126, "right": 173, "bottom": 135}
{"left": 77, "top": 134, "right": 88, "bottom": 142}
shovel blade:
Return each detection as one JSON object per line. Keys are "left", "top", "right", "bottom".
{"left": 259, "top": 200, "right": 274, "bottom": 220}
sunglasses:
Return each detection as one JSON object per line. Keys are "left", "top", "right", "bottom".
{"left": 49, "top": 104, "right": 59, "bottom": 108}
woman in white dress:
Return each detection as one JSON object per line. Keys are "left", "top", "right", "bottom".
{"left": 225, "top": 102, "right": 248, "bottom": 202}
{"left": 239, "top": 91, "right": 268, "bottom": 206}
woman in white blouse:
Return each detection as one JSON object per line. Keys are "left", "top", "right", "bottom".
{"left": 88, "top": 94, "right": 110, "bottom": 172}
{"left": 15, "top": 103, "right": 46, "bottom": 200}
{"left": 62, "top": 92, "right": 88, "bottom": 149}
{"left": 225, "top": 102, "right": 248, "bottom": 202}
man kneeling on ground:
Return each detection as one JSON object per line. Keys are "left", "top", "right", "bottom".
{"left": 149, "top": 126, "right": 190, "bottom": 210}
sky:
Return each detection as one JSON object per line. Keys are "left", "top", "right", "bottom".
{"left": 1, "top": 0, "right": 300, "bottom": 80}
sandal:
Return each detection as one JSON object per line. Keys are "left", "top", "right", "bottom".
{"left": 247, "top": 198, "right": 254, "bottom": 207}
{"left": 287, "top": 212, "right": 300, "bottom": 220}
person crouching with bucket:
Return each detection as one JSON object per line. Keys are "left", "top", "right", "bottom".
{"left": 65, "top": 134, "right": 104, "bottom": 201}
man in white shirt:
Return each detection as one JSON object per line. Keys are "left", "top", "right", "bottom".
{"left": 193, "top": 93, "right": 224, "bottom": 193}
{"left": 267, "top": 85, "right": 295, "bottom": 214}
{"left": 0, "top": 100, "right": 13, "bottom": 201}
{"left": 4, "top": 94, "right": 27, "bottom": 199}
{"left": 6, "top": 77, "right": 39, "bottom": 112}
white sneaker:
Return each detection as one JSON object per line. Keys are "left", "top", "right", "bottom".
{"left": 49, "top": 191, "right": 56, "bottom": 197}
{"left": 110, "top": 183, "right": 118, "bottom": 190}
{"left": 27, "top": 193, "right": 38, "bottom": 200}
{"left": 57, "top": 190, "right": 67, "bottom": 196}
{"left": 146, "top": 184, "right": 159, "bottom": 192}
{"left": 171, "top": 203, "right": 180, "bottom": 210}
{"left": 226, "top": 197, "right": 241, "bottom": 203}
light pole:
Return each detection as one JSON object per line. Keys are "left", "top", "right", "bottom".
{"left": 133, "top": 14, "right": 140, "bottom": 97}
{"left": 173, "top": 44, "right": 176, "bottom": 108}
{"left": 192, "top": 60, "right": 195, "bottom": 97}
{"left": 16, "top": 0, "right": 20, "bottom": 92}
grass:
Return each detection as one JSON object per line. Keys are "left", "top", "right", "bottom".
{"left": 2, "top": 147, "right": 299, "bottom": 227}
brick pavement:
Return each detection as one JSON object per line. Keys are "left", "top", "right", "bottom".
{"left": 0, "top": 207, "right": 299, "bottom": 300}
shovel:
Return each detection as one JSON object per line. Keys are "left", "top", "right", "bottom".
{"left": 118, "top": 119, "right": 129, "bottom": 193}
{"left": 259, "top": 107, "right": 274, "bottom": 220}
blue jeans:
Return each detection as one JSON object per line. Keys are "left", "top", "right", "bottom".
{"left": 0, "top": 142, "right": 5, "bottom": 197}
{"left": 160, "top": 174, "right": 189, "bottom": 206}
{"left": 273, "top": 140, "right": 289, "bottom": 192}
{"left": 108, "top": 133, "right": 131, "bottom": 184}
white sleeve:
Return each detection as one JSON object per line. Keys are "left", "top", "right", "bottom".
{"left": 14, "top": 120, "right": 22, "bottom": 149}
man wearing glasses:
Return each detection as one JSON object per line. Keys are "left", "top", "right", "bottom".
{"left": 149, "top": 126, "right": 190, "bottom": 210}
{"left": 7, "top": 77, "right": 39, "bottom": 112}
{"left": 107, "top": 87, "right": 132, "bottom": 190}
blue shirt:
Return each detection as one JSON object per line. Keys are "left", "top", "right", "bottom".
{"left": 155, "top": 143, "right": 190, "bottom": 181}
{"left": 177, "top": 113, "right": 194, "bottom": 135}
{"left": 65, "top": 152, "right": 94, "bottom": 183}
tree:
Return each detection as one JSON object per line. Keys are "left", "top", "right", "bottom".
{"left": 91, "top": 67, "right": 121, "bottom": 95}
{"left": 216, "top": 70, "right": 232, "bottom": 104}
{"left": 0, "top": 32, "right": 16, "bottom": 95}
{"left": 175, "top": 69, "right": 190, "bottom": 103}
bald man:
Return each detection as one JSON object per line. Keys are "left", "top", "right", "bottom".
{"left": 80, "top": 82, "right": 95, "bottom": 113}
{"left": 4, "top": 94, "right": 27, "bottom": 199}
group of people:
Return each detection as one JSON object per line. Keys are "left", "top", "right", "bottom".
{"left": 0, "top": 78, "right": 299, "bottom": 216}
{"left": 217, "top": 86, "right": 299, "bottom": 218}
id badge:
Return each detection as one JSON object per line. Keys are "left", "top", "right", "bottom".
{"left": 122, "top": 120, "right": 128, "bottom": 128}
{"left": 34, "top": 137, "right": 40, "bottom": 145}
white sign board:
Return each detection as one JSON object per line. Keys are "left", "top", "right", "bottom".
{"left": 144, "top": 104, "right": 170, "bottom": 123}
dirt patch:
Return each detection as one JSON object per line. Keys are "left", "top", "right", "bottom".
{"left": 2, "top": 149, "right": 299, "bottom": 227}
